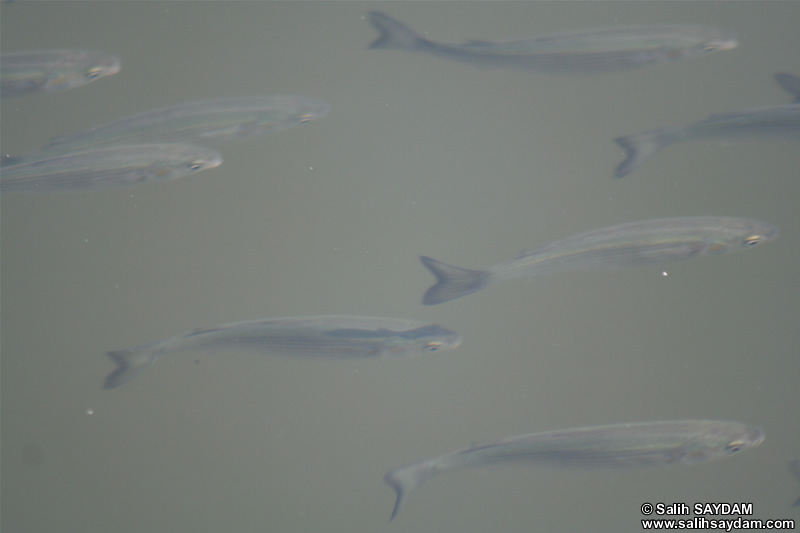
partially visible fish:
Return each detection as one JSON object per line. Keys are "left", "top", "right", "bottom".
{"left": 420, "top": 217, "right": 778, "bottom": 305}
{"left": 384, "top": 420, "right": 764, "bottom": 520}
{"left": 0, "top": 143, "right": 221, "bottom": 193}
{"left": 25, "top": 96, "right": 329, "bottom": 158}
{"left": 790, "top": 459, "right": 800, "bottom": 507}
{"left": 104, "top": 315, "right": 461, "bottom": 389}
{"left": 367, "top": 11, "right": 736, "bottom": 73}
{"left": 775, "top": 73, "right": 800, "bottom": 103}
{"left": 614, "top": 104, "right": 800, "bottom": 177}
{"left": 1, "top": 49, "right": 120, "bottom": 97}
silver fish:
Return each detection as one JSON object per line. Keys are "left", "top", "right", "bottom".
{"left": 1, "top": 49, "right": 120, "bottom": 97}
{"left": 420, "top": 217, "right": 777, "bottom": 305}
{"left": 385, "top": 420, "right": 764, "bottom": 520}
{"left": 775, "top": 73, "right": 800, "bottom": 104}
{"left": 0, "top": 143, "right": 221, "bottom": 193}
{"left": 104, "top": 315, "right": 461, "bottom": 389}
{"left": 29, "top": 96, "right": 329, "bottom": 157}
{"left": 790, "top": 459, "right": 800, "bottom": 507}
{"left": 368, "top": 11, "right": 736, "bottom": 73}
{"left": 615, "top": 104, "right": 800, "bottom": 177}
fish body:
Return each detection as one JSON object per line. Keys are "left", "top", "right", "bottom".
{"left": 30, "top": 96, "right": 329, "bottom": 157}
{"left": 367, "top": 11, "right": 736, "bottom": 73}
{"left": 0, "top": 143, "right": 221, "bottom": 193}
{"left": 104, "top": 315, "right": 461, "bottom": 389}
{"left": 775, "top": 73, "right": 800, "bottom": 103}
{"left": 1, "top": 49, "right": 120, "bottom": 97}
{"left": 385, "top": 420, "right": 764, "bottom": 520}
{"left": 615, "top": 104, "right": 800, "bottom": 177}
{"left": 421, "top": 216, "right": 778, "bottom": 305}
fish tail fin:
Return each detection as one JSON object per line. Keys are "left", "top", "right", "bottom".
{"left": 384, "top": 459, "right": 437, "bottom": 521}
{"left": 367, "top": 11, "right": 422, "bottom": 51}
{"left": 104, "top": 343, "right": 163, "bottom": 389}
{"left": 420, "top": 256, "right": 489, "bottom": 305}
{"left": 613, "top": 130, "right": 667, "bottom": 178}
{"left": 775, "top": 72, "right": 800, "bottom": 103}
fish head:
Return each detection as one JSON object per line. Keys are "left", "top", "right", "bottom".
{"left": 148, "top": 144, "right": 223, "bottom": 182}
{"left": 238, "top": 97, "right": 329, "bottom": 137}
{"left": 382, "top": 324, "right": 462, "bottom": 357}
{"left": 290, "top": 97, "right": 330, "bottom": 125}
{"left": 664, "top": 27, "right": 737, "bottom": 62}
{"left": 46, "top": 50, "right": 121, "bottom": 92}
{"left": 703, "top": 218, "right": 778, "bottom": 255}
{"left": 678, "top": 422, "right": 764, "bottom": 464}
{"left": 700, "top": 29, "right": 738, "bottom": 54}
{"left": 692, "top": 27, "right": 738, "bottom": 57}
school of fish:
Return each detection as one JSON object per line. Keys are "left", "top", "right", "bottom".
{"left": 2, "top": 8, "right": 795, "bottom": 528}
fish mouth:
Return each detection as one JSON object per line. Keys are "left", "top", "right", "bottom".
{"left": 206, "top": 152, "right": 223, "bottom": 170}
{"left": 446, "top": 335, "right": 463, "bottom": 350}
{"left": 747, "top": 426, "right": 766, "bottom": 448}
{"left": 712, "top": 37, "right": 738, "bottom": 51}
{"left": 104, "top": 60, "right": 122, "bottom": 76}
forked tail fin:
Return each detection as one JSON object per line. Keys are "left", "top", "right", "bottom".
{"left": 420, "top": 256, "right": 489, "bottom": 305}
{"left": 384, "top": 459, "right": 437, "bottom": 521}
{"left": 775, "top": 73, "right": 800, "bottom": 103}
{"left": 104, "top": 343, "right": 163, "bottom": 389}
{"left": 613, "top": 130, "right": 667, "bottom": 178}
{"left": 367, "top": 11, "right": 423, "bottom": 51}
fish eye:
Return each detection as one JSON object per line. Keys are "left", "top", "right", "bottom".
{"left": 188, "top": 160, "right": 206, "bottom": 171}
{"left": 85, "top": 67, "right": 104, "bottom": 79}
{"left": 725, "top": 441, "right": 745, "bottom": 454}
{"left": 424, "top": 341, "right": 443, "bottom": 352}
{"left": 743, "top": 235, "right": 762, "bottom": 246}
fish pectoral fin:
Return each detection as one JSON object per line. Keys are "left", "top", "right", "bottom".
{"left": 640, "top": 242, "right": 706, "bottom": 262}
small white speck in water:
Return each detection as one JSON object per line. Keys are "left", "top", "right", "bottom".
{"left": 86, "top": 409, "right": 94, "bottom": 415}
{"left": 662, "top": 271, "right": 668, "bottom": 277}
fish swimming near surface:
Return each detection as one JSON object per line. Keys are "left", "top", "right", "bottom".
{"left": 104, "top": 316, "right": 461, "bottom": 389}
{"left": 614, "top": 103, "right": 800, "bottom": 177}
{"left": 1, "top": 49, "right": 120, "bottom": 97}
{"left": 19, "top": 96, "right": 329, "bottom": 159}
{"left": 775, "top": 73, "right": 800, "bottom": 103}
{"left": 0, "top": 143, "right": 221, "bottom": 193}
{"left": 384, "top": 420, "right": 764, "bottom": 520}
{"left": 420, "top": 216, "right": 778, "bottom": 305}
{"left": 367, "top": 11, "right": 736, "bottom": 73}
{"left": 790, "top": 459, "right": 800, "bottom": 507}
